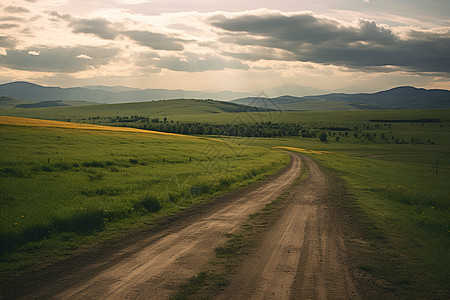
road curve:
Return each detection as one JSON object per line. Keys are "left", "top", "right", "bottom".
{"left": 218, "top": 155, "right": 361, "bottom": 300}
{"left": 15, "top": 152, "right": 301, "bottom": 299}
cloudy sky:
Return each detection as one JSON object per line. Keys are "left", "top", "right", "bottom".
{"left": 0, "top": 0, "right": 449, "bottom": 93}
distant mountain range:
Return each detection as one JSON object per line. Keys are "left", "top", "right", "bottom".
{"left": 0, "top": 81, "right": 253, "bottom": 103}
{"left": 0, "top": 82, "right": 449, "bottom": 111}
{"left": 232, "top": 86, "right": 450, "bottom": 111}
{"left": 260, "top": 84, "right": 325, "bottom": 97}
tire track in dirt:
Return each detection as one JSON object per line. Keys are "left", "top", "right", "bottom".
{"left": 218, "top": 155, "right": 361, "bottom": 300}
{"left": 11, "top": 153, "right": 301, "bottom": 300}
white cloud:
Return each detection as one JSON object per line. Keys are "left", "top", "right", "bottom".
{"left": 0, "top": 4, "right": 447, "bottom": 92}
{"left": 76, "top": 54, "right": 93, "bottom": 59}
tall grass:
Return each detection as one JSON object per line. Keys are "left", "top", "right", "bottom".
{"left": 0, "top": 123, "right": 288, "bottom": 273}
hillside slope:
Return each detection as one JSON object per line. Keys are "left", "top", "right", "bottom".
{"left": 0, "top": 81, "right": 251, "bottom": 103}
{"left": 0, "top": 96, "right": 34, "bottom": 108}
{"left": 0, "top": 98, "right": 272, "bottom": 121}
{"left": 233, "top": 86, "right": 450, "bottom": 111}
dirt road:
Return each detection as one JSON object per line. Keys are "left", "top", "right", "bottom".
{"left": 4, "top": 153, "right": 388, "bottom": 299}
{"left": 6, "top": 152, "right": 301, "bottom": 299}
{"left": 218, "top": 155, "right": 362, "bottom": 299}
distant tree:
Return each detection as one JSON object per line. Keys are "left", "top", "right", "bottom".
{"left": 319, "top": 133, "right": 327, "bottom": 143}
{"left": 181, "top": 124, "right": 190, "bottom": 135}
{"left": 196, "top": 125, "right": 205, "bottom": 135}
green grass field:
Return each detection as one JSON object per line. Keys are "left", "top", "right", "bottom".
{"left": 1, "top": 101, "right": 449, "bottom": 297}
{"left": 1, "top": 99, "right": 448, "bottom": 124}
{"left": 218, "top": 133, "right": 450, "bottom": 298}
{"left": 0, "top": 99, "right": 268, "bottom": 121}
{"left": 0, "top": 118, "right": 288, "bottom": 275}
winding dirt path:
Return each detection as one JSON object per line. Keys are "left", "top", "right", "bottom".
{"left": 217, "top": 155, "right": 362, "bottom": 299}
{"left": 7, "top": 153, "right": 301, "bottom": 299}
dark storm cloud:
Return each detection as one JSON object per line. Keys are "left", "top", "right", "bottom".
{"left": 210, "top": 12, "right": 450, "bottom": 73}
{"left": 53, "top": 13, "right": 187, "bottom": 51}
{"left": 222, "top": 47, "right": 296, "bottom": 62}
{"left": 70, "top": 18, "right": 119, "bottom": 40}
{"left": 122, "top": 30, "right": 186, "bottom": 51}
{"left": 0, "top": 36, "right": 17, "bottom": 48}
{"left": 138, "top": 51, "right": 249, "bottom": 72}
{"left": 0, "top": 46, "right": 119, "bottom": 73}
{"left": 4, "top": 6, "right": 29, "bottom": 14}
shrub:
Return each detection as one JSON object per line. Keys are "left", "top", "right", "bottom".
{"left": 82, "top": 161, "right": 105, "bottom": 168}
{"left": 22, "top": 224, "right": 52, "bottom": 242}
{"left": 81, "top": 187, "right": 121, "bottom": 197}
{"left": 0, "top": 232, "right": 16, "bottom": 254}
{"left": 40, "top": 165, "right": 54, "bottom": 172}
{"left": 86, "top": 170, "right": 104, "bottom": 181}
{"left": 190, "top": 186, "right": 203, "bottom": 196}
{"left": 52, "top": 162, "right": 71, "bottom": 171}
{"left": 109, "top": 166, "right": 119, "bottom": 172}
{"left": 0, "top": 166, "right": 26, "bottom": 177}
{"left": 129, "top": 158, "right": 139, "bottom": 164}
{"left": 140, "top": 195, "right": 162, "bottom": 212}
{"left": 54, "top": 208, "right": 105, "bottom": 233}
{"left": 219, "top": 177, "right": 232, "bottom": 187}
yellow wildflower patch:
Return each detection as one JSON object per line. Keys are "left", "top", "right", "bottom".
{"left": 273, "top": 146, "right": 331, "bottom": 155}
{"left": 0, "top": 116, "right": 191, "bottom": 137}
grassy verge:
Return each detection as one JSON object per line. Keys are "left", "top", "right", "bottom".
{"left": 0, "top": 120, "right": 289, "bottom": 277}
{"left": 171, "top": 158, "right": 308, "bottom": 299}
{"left": 246, "top": 138, "right": 449, "bottom": 299}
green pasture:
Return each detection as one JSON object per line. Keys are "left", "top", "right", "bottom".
{"left": 1, "top": 99, "right": 448, "bottom": 124}
{"left": 218, "top": 133, "right": 450, "bottom": 298}
{"left": 311, "top": 148, "right": 449, "bottom": 298}
{"left": 0, "top": 99, "right": 265, "bottom": 121}
{"left": 0, "top": 123, "right": 288, "bottom": 275}
{"left": 2, "top": 100, "right": 448, "bottom": 149}
{"left": 1, "top": 102, "right": 449, "bottom": 297}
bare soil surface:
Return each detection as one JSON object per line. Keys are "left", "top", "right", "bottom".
{"left": 217, "top": 155, "right": 391, "bottom": 300}
{"left": 2, "top": 153, "right": 301, "bottom": 299}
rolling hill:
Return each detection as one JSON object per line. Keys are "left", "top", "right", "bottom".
{"left": 0, "top": 96, "right": 34, "bottom": 109}
{"left": 232, "top": 86, "right": 450, "bottom": 111}
{"left": 0, "top": 81, "right": 252, "bottom": 103}
{"left": 1, "top": 82, "right": 449, "bottom": 111}
{"left": 0, "top": 98, "right": 273, "bottom": 121}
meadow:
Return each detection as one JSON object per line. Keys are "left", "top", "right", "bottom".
{"left": 222, "top": 134, "right": 450, "bottom": 298}
{"left": 0, "top": 101, "right": 449, "bottom": 297}
{"left": 0, "top": 117, "right": 288, "bottom": 275}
